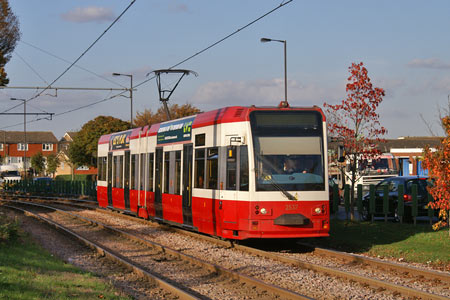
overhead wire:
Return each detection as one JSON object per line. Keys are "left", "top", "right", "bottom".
{"left": 19, "top": 40, "right": 127, "bottom": 88}
{"left": 1, "top": 0, "right": 137, "bottom": 114}
{"left": 134, "top": 0, "right": 293, "bottom": 89}
{"left": 14, "top": 51, "right": 50, "bottom": 85}
{"left": 1, "top": 0, "right": 293, "bottom": 129}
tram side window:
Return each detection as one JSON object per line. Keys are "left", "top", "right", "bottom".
{"left": 98, "top": 156, "right": 107, "bottom": 181}
{"left": 164, "top": 152, "right": 170, "bottom": 194}
{"left": 97, "top": 157, "right": 102, "bottom": 181}
{"left": 175, "top": 151, "right": 181, "bottom": 195}
{"left": 226, "top": 146, "right": 237, "bottom": 190}
{"left": 131, "top": 154, "right": 139, "bottom": 190}
{"left": 140, "top": 153, "right": 146, "bottom": 190}
{"left": 114, "top": 155, "right": 123, "bottom": 188}
{"left": 147, "top": 153, "right": 154, "bottom": 192}
{"left": 195, "top": 149, "right": 205, "bottom": 188}
{"left": 206, "top": 147, "right": 218, "bottom": 189}
{"left": 240, "top": 146, "right": 249, "bottom": 191}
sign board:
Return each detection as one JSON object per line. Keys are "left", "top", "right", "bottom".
{"left": 109, "top": 131, "right": 131, "bottom": 150}
{"left": 157, "top": 117, "right": 195, "bottom": 145}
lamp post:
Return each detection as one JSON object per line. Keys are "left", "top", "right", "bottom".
{"left": 10, "top": 98, "right": 27, "bottom": 176}
{"left": 260, "top": 37, "right": 288, "bottom": 107}
{"left": 112, "top": 73, "right": 133, "bottom": 128}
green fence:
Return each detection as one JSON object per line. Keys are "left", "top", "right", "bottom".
{"left": 331, "top": 183, "right": 437, "bottom": 225}
{"left": 3, "top": 179, "right": 96, "bottom": 198}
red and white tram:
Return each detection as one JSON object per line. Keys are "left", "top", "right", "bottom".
{"left": 97, "top": 105, "right": 330, "bottom": 240}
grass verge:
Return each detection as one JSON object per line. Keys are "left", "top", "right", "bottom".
{"left": 0, "top": 214, "right": 130, "bottom": 300}
{"left": 309, "top": 219, "right": 450, "bottom": 268}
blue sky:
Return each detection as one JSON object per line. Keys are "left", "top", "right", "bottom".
{"left": 2, "top": 0, "right": 450, "bottom": 139}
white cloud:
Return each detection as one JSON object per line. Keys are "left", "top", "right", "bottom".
{"left": 375, "top": 78, "right": 406, "bottom": 98}
{"left": 191, "top": 78, "right": 342, "bottom": 108}
{"left": 61, "top": 7, "right": 115, "bottom": 23}
{"left": 407, "top": 58, "right": 450, "bottom": 70}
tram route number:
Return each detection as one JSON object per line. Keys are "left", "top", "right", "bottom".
{"left": 285, "top": 204, "right": 298, "bottom": 211}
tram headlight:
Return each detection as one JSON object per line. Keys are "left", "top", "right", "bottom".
{"left": 260, "top": 208, "right": 267, "bottom": 215}
{"left": 314, "top": 207, "right": 322, "bottom": 214}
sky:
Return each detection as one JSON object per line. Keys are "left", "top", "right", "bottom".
{"left": 2, "top": 0, "right": 450, "bottom": 139}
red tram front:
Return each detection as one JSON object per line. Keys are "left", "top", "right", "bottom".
{"left": 97, "top": 106, "right": 330, "bottom": 239}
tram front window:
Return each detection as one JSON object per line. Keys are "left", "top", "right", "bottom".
{"left": 250, "top": 111, "right": 325, "bottom": 192}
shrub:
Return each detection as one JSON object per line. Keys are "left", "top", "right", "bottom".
{"left": 0, "top": 216, "right": 19, "bottom": 243}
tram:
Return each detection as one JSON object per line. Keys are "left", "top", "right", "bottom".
{"left": 97, "top": 104, "right": 330, "bottom": 240}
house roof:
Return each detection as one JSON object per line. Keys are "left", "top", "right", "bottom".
{"left": 329, "top": 136, "right": 443, "bottom": 152}
{"left": 59, "top": 131, "right": 78, "bottom": 142}
{"left": 0, "top": 131, "right": 58, "bottom": 144}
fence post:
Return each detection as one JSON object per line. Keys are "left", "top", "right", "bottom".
{"left": 369, "top": 184, "right": 375, "bottom": 223}
{"left": 357, "top": 184, "right": 363, "bottom": 220}
{"left": 332, "top": 184, "right": 339, "bottom": 214}
{"left": 397, "top": 184, "right": 404, "bottom": 223}
{"left": 383, "top": 185, "right": 389, "bottom": 223}
{"left": 412, "top": 184, "right": 418, "bottom": 226}
{"left": 344, "top": 184, "right": 350, "bottom": 220}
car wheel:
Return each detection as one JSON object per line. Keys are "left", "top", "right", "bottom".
{"left": 394, "top": 208, "right": 400, "bottom": 223}
{"left": 360, "top": 204, "right": 370, "bottom": 221}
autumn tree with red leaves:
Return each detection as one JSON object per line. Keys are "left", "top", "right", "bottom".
{"left": 324, "top": 62, "right": 386, "bottom": 220}
{"left": 134, "top": 103, "right": 201, "bottom": 127}
{"left": 422, "top": 116, "right": 450, "bottom": 234}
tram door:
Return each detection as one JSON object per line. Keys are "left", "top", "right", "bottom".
{"left": 182, "top": 144, "right": 193, "bottom": 227}
{"left": 107, "top": 152, "right": 113, "bottom": 207}
{"left": 154, "top": 148, "right": 163, "bottom": 219}
{"left": 124, "top": 150, "right": 130, "bottom": 210}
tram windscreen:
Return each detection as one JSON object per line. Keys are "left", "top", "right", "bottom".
{"left": 250, "top": 111, "right": 325, "bottom": 191}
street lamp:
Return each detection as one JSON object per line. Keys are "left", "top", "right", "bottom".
{"left": 112, "top": 73, "right": 133, "bottom": 128}
{"left": 10, "top": 98, "right": 27, "bottom": 176}
{"left": 260, "top": 37, "right": 288, "bottom": 107}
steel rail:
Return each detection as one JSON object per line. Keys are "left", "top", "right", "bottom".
{"left": 3, "top": 204, "right": 200, "bottom": 300}
{"left": 100, "top": 210, "right": 450, "bottom": 300}
{"left": 87, "top": 204, "right": 450, "bottom": 294}
{"left": 4, "top": 201, "right": 313, "bottom": 300}
{"left": 4, "top": 196, "right": 449, "bottom": 299}
{"left": 299, "top": 243, "right": 450, "bottom": 284}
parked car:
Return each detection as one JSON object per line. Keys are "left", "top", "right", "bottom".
{"left": 361, "top": 176, "right": 432, "bottom": 221}
{"left": 33, "top": 177, "right": 53, "bottom": 182}
{"left": 0, "top": 165, "right": 22, "bottom": 188}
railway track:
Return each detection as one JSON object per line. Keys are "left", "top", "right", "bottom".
{"left": 2, "top": 195, "right": 449, "bottom": 299}
{"left": 3, "top": 200, "right": 312, "bottom": 300}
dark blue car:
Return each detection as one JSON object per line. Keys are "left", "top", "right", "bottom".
{"left": 361, "top": 176, "right": 432, "bottom": 221}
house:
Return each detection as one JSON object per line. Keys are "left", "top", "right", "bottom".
{"left": 378, "top": 136, "right": 442, "bottom": 176}
{"left": 55, "top": 132, "right": 97, "bottom": 178}
{"left": 328, "top": 136, "right": 443, "bottom": 176}
{"left": 55, "top": 132, "right": 77, "bottom": 176}
{"left": 0, "top": 131, "right": 58, "bottom": 174}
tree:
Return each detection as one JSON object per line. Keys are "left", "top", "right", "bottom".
{"left": 0, "top": 0, "right": 21, "bottom": 86}
{"left": 46, "top": 153, "right": 59, "bottom": 177}
{"left": 323, "top": 62, "right": 386, "bottom": 220}
{"left": 422, "top": 116, "right": 450, "bottom": 234}
{"left": 69, "top": 116, "right": 129, "bottom": 167}
{"left": 134, "top": 103, "right": 201, "bottom": 127}
{"left": 31, "top": 152, "right": 45, "bottom": 176}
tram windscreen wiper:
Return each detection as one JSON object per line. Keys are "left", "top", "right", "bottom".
{"left": 265, "top": 175, "right": 297, "bottom": 201}
{"left": 256, "top": 154, "right": 297, "bottom": 201}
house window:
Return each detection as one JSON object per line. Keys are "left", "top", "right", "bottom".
{"left": 17, "top": 143, "right": 28, "bottom": 151}
{"left": 0, "top": 143, "right": 3, "bottom": 151}
{"left": 43, "top": 143, "right": 53, "bottom": 151}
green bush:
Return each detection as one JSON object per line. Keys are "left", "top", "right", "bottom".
{"left": 0, "top": 216, "right": 19, "bottom": 243}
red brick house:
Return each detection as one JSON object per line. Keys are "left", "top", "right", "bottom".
{"left": 0, "top": 131, "right": 58, "bottom": 174}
